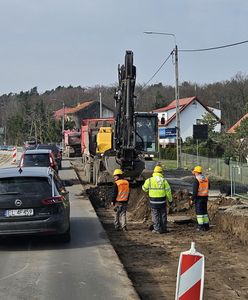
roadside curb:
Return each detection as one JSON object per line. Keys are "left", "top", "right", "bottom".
{"left": 62, "top": 159, "right": 140, "bottom": 300}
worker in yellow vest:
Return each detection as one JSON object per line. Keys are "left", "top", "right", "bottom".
{"left": 111, "top": 169, "right": 130, "bottom": 231}
{"left": 142, "top": 165, "right": 172, "bottom": 234}
{"left": 192, "top": 165, "right": 210, "bottom": 231}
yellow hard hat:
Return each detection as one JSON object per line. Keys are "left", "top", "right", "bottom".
{"left": 154, "top": 165, "right": 163, "bottom": 173}
{"left": 192, "top": 166, "right": 202, "bottom": 173}
{"left": 113, "top": 169, "right": 123, "bottom": 176}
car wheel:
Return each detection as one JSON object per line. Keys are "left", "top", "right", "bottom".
{"left": 57, "top": 227, "right": 71, "bottom": 243}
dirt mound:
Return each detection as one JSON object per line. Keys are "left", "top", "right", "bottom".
{"left": 85, "top": 184, "right": 193, "bottom": 222}
{"left": 214, "top": 203, "right": 248, "bottom": 245}
{"left": 86, "top": 185, "right": 113, "bottom": 209}
{"left": 129, "top": 194, "right": 151, "bottom": 222}
{"left": 130, "top": 186, "right": 193, "bottom": 222}
{"left": 208, "top": 196, "right": 243, "bottom": 220}
{"left": 84, "top": 170, "right": 248, "bottom": 246}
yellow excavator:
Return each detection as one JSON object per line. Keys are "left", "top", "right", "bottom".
{"left": 82, "top": 51, "right": 158, "bottom": 184}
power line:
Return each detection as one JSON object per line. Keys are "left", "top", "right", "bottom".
{"left": 143, "top": 50, "right": 173, "bottom": 88}
{"left": 180, "top": 39, "right": 248, "bottom": 52}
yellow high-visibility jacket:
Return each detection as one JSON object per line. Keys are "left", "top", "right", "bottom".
{"left": 142, "top": 173, "right": 172, "bottom": 206}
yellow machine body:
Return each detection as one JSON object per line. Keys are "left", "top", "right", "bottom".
{"left": 96, "top": 127, "right": 112, "bottom": 153}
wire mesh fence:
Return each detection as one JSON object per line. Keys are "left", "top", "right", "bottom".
{"left": 181, "top": 153, "right": 248, "bottom": 199}
{"left": 231, "top": 164, "right": 248, "bottom": 199}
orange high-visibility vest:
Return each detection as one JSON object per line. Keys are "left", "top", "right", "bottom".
{"left": 196, "top": 174, "right": 209, "bottom": 197}
{"left": 116, "top": 179, "right": 129, "bottom": 202}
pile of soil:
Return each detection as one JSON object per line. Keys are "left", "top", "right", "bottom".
{"left": 210, "top": 197, "right": 248, "bottom": 245}
{"left": 86, "top": 184, "right": 193, "bottom": 223}
{"left": 86, "top": 185, "right": 113, "bottom": 209}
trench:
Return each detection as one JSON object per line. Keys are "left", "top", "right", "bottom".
{"left": 73, "top": 160, "right": 248, "bottom": 299}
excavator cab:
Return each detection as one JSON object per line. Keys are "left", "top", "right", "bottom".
{"left": 134, "top": 112, "right": 158, "bottom": 156}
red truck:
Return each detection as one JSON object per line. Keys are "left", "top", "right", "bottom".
{"left": 64, "top": 130, "right": 81, "bottom": 157}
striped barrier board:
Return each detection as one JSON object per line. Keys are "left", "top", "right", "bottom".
{"left": 175, "top": 242, "right": 204, "bottom": 300}
{"left": 11, "top": 147, "right": 17, "bottom": 164}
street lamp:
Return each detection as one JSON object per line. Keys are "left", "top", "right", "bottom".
{"left": 144, "top": 31, "right": 181, "bottom": 168}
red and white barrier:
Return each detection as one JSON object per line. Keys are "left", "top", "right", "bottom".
{"left": 11, "top": 147, "right": 17, "bottom": 164}
{"left": 175, "top": 242, "right": 204, "bottom": 300}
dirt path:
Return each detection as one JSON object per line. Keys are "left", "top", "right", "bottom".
{"left": 73, "top": 161, "right": 248, "bottom": 299}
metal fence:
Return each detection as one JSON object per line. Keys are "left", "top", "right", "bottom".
{"left": 230, "top": 164, "right": 248, "bottom": 199}
{"left": 181, "top": 153, "right": 248, "bottom": 199}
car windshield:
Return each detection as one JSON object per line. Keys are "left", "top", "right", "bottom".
{"left": 0, "top": 177, "right": 52, "bottom": 197}
{"left": 23, "top": 154, "right": 50, "bottom": 167}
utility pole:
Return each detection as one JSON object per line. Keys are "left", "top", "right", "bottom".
{"left": 144, "top": 31, "right": 182, "bottom": 168}
{"left": 99, "top": 91, "right": 102, "bottom": 118}
{"left": 174, "top": 45, "right": 181, "bottom": 168}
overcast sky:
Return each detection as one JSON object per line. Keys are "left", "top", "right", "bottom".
{"left": 0, "top": 0, "right": 247, "bottom": 95}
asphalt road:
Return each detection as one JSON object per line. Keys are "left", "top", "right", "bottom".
{"left": 0, "top": 158, "right": 139, "bottom": 300}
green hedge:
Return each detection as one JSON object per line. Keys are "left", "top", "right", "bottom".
{"left": 159, "top": 146, "right": 177, "bottom": 160}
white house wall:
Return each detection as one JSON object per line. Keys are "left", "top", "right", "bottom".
{"left": 159, "top": 101, "right": 221, "bottom": 144}
{"left": 157, "top": 109, "right": 175, "bottom": 121}
{"left": 208, "top": 107, "right": 221, "bottom": 132}
{"left": 102, "top": 107, "right": 114, "bottom": 118}
{"left": 180, "top": 102, "right": 208, "bottom": 140}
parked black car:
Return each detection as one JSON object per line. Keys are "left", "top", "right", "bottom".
{"left": 36, "top": 144, "right": 62, "bottom": 170}
{"left": 0, "top": 167, "right": 70, "bottom": 242}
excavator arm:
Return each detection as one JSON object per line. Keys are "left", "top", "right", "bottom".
{"left": 114, "top": 50, "right": 138, "bottom": 170}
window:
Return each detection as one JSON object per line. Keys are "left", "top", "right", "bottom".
{"left": 0, "top": 177, "right": 52, "bottom": 198}
{"left": 23, "top": 154, "right": 50, "bottom": 167}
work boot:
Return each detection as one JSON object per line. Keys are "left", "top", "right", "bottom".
{"left": 196, "top": 225, "right": 204, "bottom": 232}
{"left": 149, "top": 224, "right": 154, "bottom": 231}
{"left": 204, "top": 224, "right": 210, "bottom": 231}
{"left": 151, "top": 229, "right": 160, "bottom": 234}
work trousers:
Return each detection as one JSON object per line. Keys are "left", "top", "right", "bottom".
{"left": 151, "top": 205, "right": 167, "bottom": 233}
{"left": 195, "top": 197, "right": 209, "bottom": 230}
{"left": 114, "top": 204, "right": 127, "bottom": 229}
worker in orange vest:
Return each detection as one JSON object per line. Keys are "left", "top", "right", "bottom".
{"left": 191, "top": 165, "right": 210, "bottom": 231}
{"left": 111, "top": 169, "right": 130, "bottom": 231}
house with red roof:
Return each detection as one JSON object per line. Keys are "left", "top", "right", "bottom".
{"left": 54, "top": 100, "right": 114, "bottom": 128}
{"left": 54, "top": 107, "right": 72, "bottom": 119}
{"left": 152, "top": 96, "right": 222, "bottom": 144}
{"left": 227, "top": 112, "right": 248, "bottom": 133}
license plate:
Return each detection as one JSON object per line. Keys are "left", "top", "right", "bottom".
{"left": 4, "top": 209, "right": 34, "bottom": 217}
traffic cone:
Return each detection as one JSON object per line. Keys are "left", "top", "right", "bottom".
{"left": 175, "top": 242, "right": 205, "bottom": 300}
{"left": 11, "top": 147, "right": 17, "bottom": 164}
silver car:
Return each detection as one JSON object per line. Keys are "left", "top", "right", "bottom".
{"left": 0, "top": 167, "right": 70, "bottom": 242}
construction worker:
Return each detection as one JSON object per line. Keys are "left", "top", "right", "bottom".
{"left": 111, "top": 169, "right": 130, "bottom": 231}
{"left": 191, "top": 165, "right": 210, "bottom": 231}
{"left": 142, "top": 165, "right": 172, "bottom": 234}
